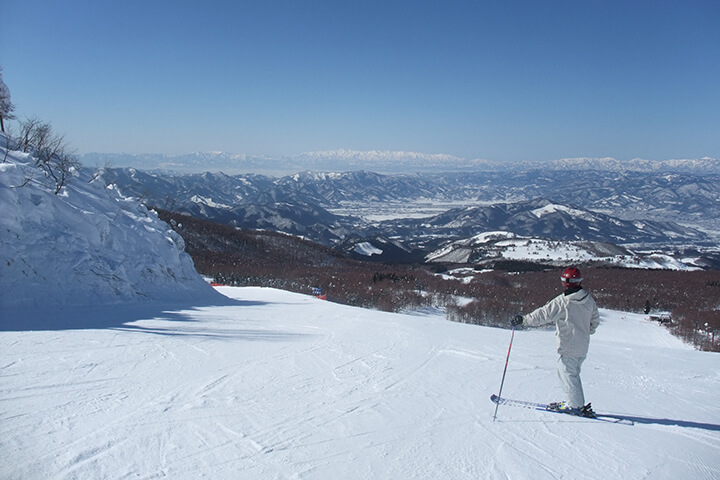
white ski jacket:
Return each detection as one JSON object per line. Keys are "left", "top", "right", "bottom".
{"left": 523, "top": 288, "right": 601, "bottom": 357}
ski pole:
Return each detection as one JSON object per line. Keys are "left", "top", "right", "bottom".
{"left": 493, "top": 326, "right": 515, "bottom": 422}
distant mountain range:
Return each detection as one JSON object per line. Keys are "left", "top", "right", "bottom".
{"left": 364, "top": 198, "right": 708, "bottom": 248}
{"left": 423, "top": 231, "right": 705, "bottom": 271}
{"left": 82, "top": 150, "right": 720, "bottom": 175}
{"left": 98, "top": 167, "right": 720, "bottom": 269}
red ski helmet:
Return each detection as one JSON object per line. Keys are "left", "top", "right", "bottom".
{"left": 561, "top": 267, "right": 583, "bottom": 288}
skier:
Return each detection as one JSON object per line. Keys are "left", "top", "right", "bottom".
{"left": 511, "top": 267, "right": 600, "bottom": 417}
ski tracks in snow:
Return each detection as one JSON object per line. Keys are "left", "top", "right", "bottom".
{"left": 2, "top": 287, "right": 719, "bottom": 479}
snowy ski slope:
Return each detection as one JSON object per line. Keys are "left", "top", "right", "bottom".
{"left": 2, "top": 286, "right": 718, "bottom": 479}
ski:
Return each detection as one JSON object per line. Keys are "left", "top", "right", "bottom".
{"left": 490, "top": 394, "right": 634, "bottom": 425}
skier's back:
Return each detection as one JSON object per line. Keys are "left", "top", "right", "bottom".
{"left": 512, "top": 267, "right": 600, "bottom": 414}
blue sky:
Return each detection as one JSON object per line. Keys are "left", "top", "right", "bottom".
{"left": 2, "top": 0, "right": 719, "bottom": 161}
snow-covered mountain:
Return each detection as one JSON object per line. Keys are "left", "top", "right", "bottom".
{"left": 101, "top": 167, "right": 720, "bottom": 233}
{"left": 82, "top": 150, "right": 720, "bottom": 175}
{"left": 82, "top": 150, "right": 478, "bottom": 175}
{"left": 98, "top": 166, "right": 718, "bottom": 268}
{"left": 0, "top": 135, "right": 221, "bottom": 309}
{"left": 290, "top": 149, "right": 475, "bottom": 173}
{"left": 375, "top": 199, "right": 708, "bottom": 248}
{"left": 81, "top": 151, "right": 282, "bottom": 175}
{"left": 425, "top": 231, "right": 700, "bottom": 270}
{"left": 536, "top": 156, "right": 720, "bottom": 174}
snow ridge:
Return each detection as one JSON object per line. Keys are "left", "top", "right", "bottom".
{"left": 0, "top": 136, "right": 220, "bottom": 309}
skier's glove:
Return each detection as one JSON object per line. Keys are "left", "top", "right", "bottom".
{"left": 511, "top": 314, "right": 523, "bottom": 327}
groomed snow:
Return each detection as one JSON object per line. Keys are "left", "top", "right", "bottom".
{"left": 1, "top": 286, "right": 718, "bottom": 479}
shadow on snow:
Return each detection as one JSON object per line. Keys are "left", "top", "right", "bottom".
{"left": 0, "top": 296, "right": 306, "bottom": 343}
{"left": 599, "top": 414, "right": 720, "bottom": 432}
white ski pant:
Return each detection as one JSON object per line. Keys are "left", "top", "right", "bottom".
{"left": 558, "top": 355, "right": 586, "bottom": 408}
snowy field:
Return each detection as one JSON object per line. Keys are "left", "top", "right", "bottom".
{"left": 329, "top": 199, "right": 482, "bottom": 222}
{"left": 2, "top": 286, "right": 718, "bottom": 480}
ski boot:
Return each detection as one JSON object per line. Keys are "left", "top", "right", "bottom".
{"left": 579, "top": 403, "right": 596, "bottom": 418}
{"left": 547, "top": 401, "right": 574, "bottom": 413}
{"left": 548, "top": 401, "right": 596, "bottom": 418}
